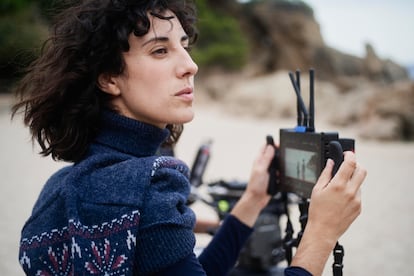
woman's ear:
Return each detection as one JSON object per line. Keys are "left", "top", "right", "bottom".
{"left": 97, "top": 73, "right": 121, "bottom": 96}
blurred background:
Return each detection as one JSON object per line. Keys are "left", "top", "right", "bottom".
{"left": 1, "top": 0, "right": 413, "bottom": 275}
{"left": 1, "top": 0, "right": 413, "bottom": 140}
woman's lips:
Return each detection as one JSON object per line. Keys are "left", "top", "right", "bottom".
{"left": 175, "top": 87, "right": 194, "bottom": 101}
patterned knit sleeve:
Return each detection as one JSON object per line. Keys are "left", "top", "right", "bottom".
{"left": 18, "top": 170, "right": 142, "bottom": 276}
{"left": 134, "top": 156, "right": 197, "bottom": 275}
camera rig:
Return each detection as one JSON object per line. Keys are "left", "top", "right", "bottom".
{"left": 267, "top": 69, "right": 354, "bottom": 276}
{"left": 267, "top": 69, "right": 355, "bottom": 198}
{"left": 187, "top": 69, "right": 354, "bottom": 276}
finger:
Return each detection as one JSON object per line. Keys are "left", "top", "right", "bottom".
{"left": 349, "top": 164, "right": 367, "bottom": 194}
{"left": 332, "top": 151, "right": 357, "bottom": 184}
{"left": 313, "top": 158, "right": 334, "bottom": 191}
{"left": 251, "top": 144, "right": 275, "bottom": 176}
{"left": 259, "top": 144, "right": 275, "bottom": 166}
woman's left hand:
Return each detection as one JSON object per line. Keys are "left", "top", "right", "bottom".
{"left": 230, "top": 143, "right": 275, "bottom": 227}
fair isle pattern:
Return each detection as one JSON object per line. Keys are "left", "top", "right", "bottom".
{"left": 19, "top": 210, "right": 140, "bottom": 276}
{"left": 150, "top": 156, "right": 189, "bottom": 178}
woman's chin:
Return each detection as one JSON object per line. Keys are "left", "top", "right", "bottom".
{"left": 175, "top": 110, "right": 195, "bottom": 125}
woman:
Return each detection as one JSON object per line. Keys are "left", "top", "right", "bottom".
{"left": 12, "top": 0, "right": 366, "bottom": 275}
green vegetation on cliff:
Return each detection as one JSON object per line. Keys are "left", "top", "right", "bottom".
{"left": 0, "top": 0, "right": 249, "bottom": 89}
{"left": 193, "top": 0, "right": 248, "bottom": 70}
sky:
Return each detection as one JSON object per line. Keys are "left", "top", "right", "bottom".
{"left": 302, "top": 0, "right": 414, "bottom": 66}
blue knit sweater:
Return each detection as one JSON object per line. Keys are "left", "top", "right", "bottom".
{"left": 19, "top": 111, "right": 311, "bottom": 276}
{"left": 19, "top": 111, "right": 200, "bottom": 275}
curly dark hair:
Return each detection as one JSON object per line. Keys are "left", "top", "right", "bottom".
{"left": 11, "top": 0, "right": 198, "bottom": 163}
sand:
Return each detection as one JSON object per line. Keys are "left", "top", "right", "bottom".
{"left": 1, "top": 97, "right": 414, "bottom": 275}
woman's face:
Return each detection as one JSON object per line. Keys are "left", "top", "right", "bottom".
{"left": 102, "top": 10, "right": 198, "bottom": 128}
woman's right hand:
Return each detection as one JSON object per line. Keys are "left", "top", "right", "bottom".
{"left": 291, "top": 151, "right": 367, "bottom": 275}
{"left": 308, "top": 151, "right": 367, "bottom": 241}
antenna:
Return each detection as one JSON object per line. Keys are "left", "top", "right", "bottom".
{"left": 289, "top": 69, "right": 316, "bottom": 132}
{"left": 296, "top": 69, "right": 302, "bottom": 126}
{"left": 309, "top": 68, "right": 315, "bottom": 131}
{"left": 289, "top": 71, "right": 308, "bottom": 127}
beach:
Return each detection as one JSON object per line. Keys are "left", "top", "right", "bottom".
{"left": 1, "top": 96, "right": 414, "bottom": 276}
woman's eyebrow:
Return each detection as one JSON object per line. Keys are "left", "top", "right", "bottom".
{"left": 142, "top": 36, "right": 168, "bottom": 47}
{"left": 142, "top": 35, "right": 189, "bottom": 47}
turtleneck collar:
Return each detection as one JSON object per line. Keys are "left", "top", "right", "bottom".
{"left": 93, "top": 110, "right": 170, "bottom": 157}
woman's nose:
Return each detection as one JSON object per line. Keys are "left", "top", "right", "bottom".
{"left": 177, "top": 49, "right": 198, "bottom": 78}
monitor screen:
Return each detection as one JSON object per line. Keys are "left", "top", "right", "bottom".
{"left": 285, "top": 148, "right": 318, "bottom": 183}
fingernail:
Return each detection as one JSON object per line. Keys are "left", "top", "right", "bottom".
{"left": 326, "top": 158, "right": 334, "bottom": 166}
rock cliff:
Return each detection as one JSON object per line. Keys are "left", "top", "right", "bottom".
{"left": 198, "top": 0, "right": 413, "bottom": 141}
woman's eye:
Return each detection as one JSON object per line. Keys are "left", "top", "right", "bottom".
{"left": 152, "top": 48, "right": 167, "bottom": 55}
